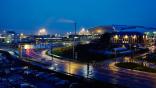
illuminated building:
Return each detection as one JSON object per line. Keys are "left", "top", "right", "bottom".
{"left": 79, "top": 28, "right": 91, "bottom": 35}
{"left": 38, "top": 28, "right": 48, "bottom": 35}
{"left": 0, "top": 34, "right": 5, "bottom": 43}
{"left": 111, "top": 32, "right": 145, "bottom": 44}
{"left": 88, "top": 25, "right": 152, "bottom": 45}
{"left": 2, "top": 31, "right": 18, "bottom": 43}
{"left": 89, "top": 26, "right": 114, "bottom": 35}
{"left": 144, "top": 31, "right": 156, "bottom": 45}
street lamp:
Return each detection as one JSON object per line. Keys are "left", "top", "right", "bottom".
{"left": 18, "top": 44, "right": 24, "bottom": 58}
{"left": 132, "top": 35, "right": 137, "bottom": 43}
{"left": 38, "top": 28, "right": 47, "bottom": 35}
{"left": 87, "top": 62, "right": 90, "bottom": 78}
{"left": 124, "top": 35, "right": 129, "bottom": 43}
{"left": 114, "top": 35, "right": 119, "bottom": 39}
{"left": 124, "top": 35, "right": 128, "bottom": 39}
{"left": 20, "top": 33, "right": 24, "bottom": 42}
{"left": 114, "top": 35, "right": 119, "bottom": 43}
{"left": 51, "top": 42, "right": 53, "bottom": 61}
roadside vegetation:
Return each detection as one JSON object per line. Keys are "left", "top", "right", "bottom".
{"left": 46, "top": 33, "right": 114, "bottom": 62}
{"left": 146, "top": 53, "right": 156, "bottom": 64}
{"left": 115, "top": 62, "right": 156, "bottom": 73}
{"left": 136, "top": 53, "right": 156, "bottom": 64}
{"left": 48, "top": 45, "right": 108, "bottom": 62}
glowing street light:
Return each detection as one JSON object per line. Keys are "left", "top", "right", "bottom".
{"left": 153, "top": 31, "right": 156, "bottom": 34}
{"left": 38, "top": 28, "right": 48, "bottom": 35}
{"left": 132, "top": 35, "right": 137, "bottom": 39}
{"left": 20, "top": 33, "right": 24, "bottom": 36}
{"left": 97, "top": 29, "right": 102, "bottom": 34}
{"left": 20, "top": 33, "right": 24, "bottom": 39}
{"left": 114, "top": 35, "right": 119, "bottom": 43}
{"left": 79, "top": 28, "right": 91, "bottom": 35}
{"left": 124, "top": 35, "right": 128, "bottom": 39}
{"left": 114, "top": 35, "right": 119, "bottom": 39}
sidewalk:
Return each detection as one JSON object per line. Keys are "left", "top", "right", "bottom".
{"left": 110, "top": 62, "right": 156, "bottom": 78}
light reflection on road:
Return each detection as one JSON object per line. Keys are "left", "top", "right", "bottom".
{"left": 24, "top": 49, "right": 156, "bottom": 88}
{"left": 2, "top": 43, "right": 156, "bottom": 88}
{"left": 108, "top": 62, "right": 119, "bottom": 73}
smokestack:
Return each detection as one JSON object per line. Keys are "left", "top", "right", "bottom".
{"left": 74, "top": 22, "right": 77, "bottom": 35}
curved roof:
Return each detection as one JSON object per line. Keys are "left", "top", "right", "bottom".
{"left": 89, "top": 26, "right": 115, "bottom": 34}
{"left": 114, "top": 32, "right": 144, "bottom": 36}
{"left": 88, "top": 25, "right": 156, "bottom": 35}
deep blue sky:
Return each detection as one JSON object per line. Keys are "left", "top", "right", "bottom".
{"left": 0, "top": 0, "right": 156, "bottom": 34}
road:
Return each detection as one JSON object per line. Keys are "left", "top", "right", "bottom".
{"left": 22, "top": 49, "right": 156, "bottom": 88}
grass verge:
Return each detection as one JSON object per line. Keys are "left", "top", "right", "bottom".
{"left": 115, "top": 62, "right": 156, "bottom": 73}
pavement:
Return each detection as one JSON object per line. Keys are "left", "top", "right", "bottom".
{"left": 23, "top": 49, "right": 156, "bottom": 88}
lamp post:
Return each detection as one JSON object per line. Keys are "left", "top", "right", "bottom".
{"left": 124, "top": 35, "right": 128, "bottom": 43}
{"left": 73, "top": 22, "right": 77, "bottom": 59}
{"left": 68, "top": 61, "right": 71, "bottom": 74}
{"left": 73, "top": 37, "right": 75, "bottom": 59}
{"left": 132, "top": 35, "right": 137, "bottom": 57}
{"left": 87, "top": 62, "right": 90, "bottom": 78}
{"left": 18, "top": 44, "right": 24, "bottom": 58}
{"left": 114, "top": 35, "right": 119, "bottom": 43}
{"left": 51, "top": 42, "right": 53, "bottom": 61}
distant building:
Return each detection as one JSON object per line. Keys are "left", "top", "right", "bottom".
{"left": 88, "top": 25, "right": 154, "bottom": 47}
{"left": 144, "top": 31, "right": 156, "bottom": 45}
{"left": 89, "top": 26, "right": 115, "bottom": 35}
{"left": 38, "top": 28, "right": 48, "bottom": 35}
{"left": 88, "top": 26, "right": 115, "bottom": 40}
{"left": 111, "top": 32, "right": 146, "bottom": 44}
{"left": 79, "top": 28, "right": 91, "bottom": 35}
{"left": 0, "top": 34, "right": 5, "bottom": 43}
{"left": 1, "top": 31, "right": 20, "bottom": 44}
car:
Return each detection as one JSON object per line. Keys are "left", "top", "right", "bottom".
{"left": 30, "top": 70, "right": 39, "bottom": 77}
{"left": 52, "top": 77, "right": 62, "bottom": 83}
{"left": 54, "top": 80, "right": 70, "bottom": 88}
{"left": 47, "top": 77, "right": 54, "bottom": 82}
{"left": 8, "top": 80, "right": 25, "bottom": 88}
{"left": 35, "top": 72, "right": 44, "bottom": 77}
{"left": 10, "top": 66, "right": 28, "bottom": 73}
{"left": 69, "top": 83, "right": 84, "bottom": 88}
{"left": 35, "top": 72, "right": 46, "bottom": 79}
{"left": 20, "top": 83, "right": 37, "bottom": 88}
{"left": 23, "top": 70, "right": 34, "bottom": 75}
{"left": 8, "top": 74, "right": 24, "bottom": 83}
{"left": 40, "top": 73, "right": 53, "bottom": 79}
{"left": 46, "top": 77, "right": 61, "bottom": 83}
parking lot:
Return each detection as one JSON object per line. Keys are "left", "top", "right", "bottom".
{"left": 0, "top": 51, "right": 75, "bottom": 88}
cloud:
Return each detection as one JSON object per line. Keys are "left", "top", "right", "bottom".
{"left": 57, "top": 18, "right": 75, "bottom": 24}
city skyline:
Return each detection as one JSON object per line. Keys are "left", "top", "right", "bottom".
{"left": 0, "top": 0, "right": 156, "bottom": 34}
{"left": 1, "top": 1, "right": 156, "bottom": 88}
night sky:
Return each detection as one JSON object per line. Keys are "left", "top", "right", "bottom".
{"left": 0, "top": 0, "right": 156, "bottom": 34}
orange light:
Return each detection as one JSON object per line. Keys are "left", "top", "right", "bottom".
{"left": 132, "top": 35, "right": 137, "bottom": 39}
{"left": 114, "top": 35, "right": 119, "bottom": 39}
{"left": 124, "top": 35, "right": 128, "bottom": 39}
